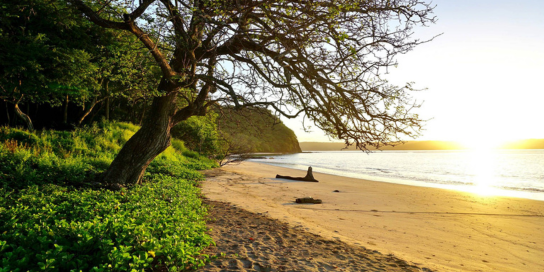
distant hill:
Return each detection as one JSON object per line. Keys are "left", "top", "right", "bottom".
{"left": 218, "top": 108, "right": 302, "bottom": 153}
{"left": 500, "top": 139, "right": 544, "bottom": 149}
{"left": 300, "top": 139, "right": 544, "bottom": 151}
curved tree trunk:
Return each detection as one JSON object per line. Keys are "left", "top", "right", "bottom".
{"left": 78, "top": 96, "right": 103, "bottom": 126}
{"left": 102, "top": 91, "right": 176, "bottom": 185}
{"left": 100, "top": 79, "right": 204, "bottom": 185}
{"left": 14, "top": 103, "right": 34, "bottom": 131}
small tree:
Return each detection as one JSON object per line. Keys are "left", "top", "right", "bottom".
{"left": 67, "top": 0, "right": 436, "bottom": 185}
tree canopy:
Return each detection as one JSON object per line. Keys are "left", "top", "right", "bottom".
{"left": 0, "top": 0, "right": 161, "bottom": 129}
{"left": 65, "top": 0, "right": 436, "bottom": 185}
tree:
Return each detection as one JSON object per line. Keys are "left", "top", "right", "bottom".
{"left": 68, "top": 0, "right": 436, "bottom": 185}
{"left": 75, "top": 31, "right": 161, "bottom": 126}
{"left": 0, "top": 0, "right": 160, "bottom": 129}
{"left": 0, "top": 0, "right": 101, "bottom": 129}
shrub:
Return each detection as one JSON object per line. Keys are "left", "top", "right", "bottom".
{"left": 0, "top": 128, "right": 42, "bottom": 146}
{"left": 182, "top": 150, "right": 200, "bottom": 159}
{"left": 0, "top": 122, "right": 217, "bottom": 271}
{"left": 171, "top": 114, "right": 222, "bottom": 157}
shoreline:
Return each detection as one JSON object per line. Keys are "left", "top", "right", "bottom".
{"left": 250, "top": 160, "right": 544, "bottom": 203}
{"left": 248, "top": 149, "right": 544, "bottom": 202}
{"left": 202, "top": 161, "right": 544, "bottom": 271}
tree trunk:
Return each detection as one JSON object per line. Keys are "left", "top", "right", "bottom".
{"left": 14, "top": 103, "right": 34, "bottom": 131}
{"left": 63, "top": 95, "right": 69, "bottom": 124}
{"left": 101, "top": 81, "right": 183, "bottom": 185}
{"left": 78, "top": 96, "right": 99, "bottom": 126}
{"left": 139, "top": 100, "right": 147, "bottom": 125}
{"left": 4, "top": 101, "right": 10, "bottom": 126}
{"left": 105, "top": 82, "right": 110, "bottom": 121}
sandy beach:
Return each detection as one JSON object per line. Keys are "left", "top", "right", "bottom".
{"left": 201, "top": 161, "right": 544, "bottom": 271}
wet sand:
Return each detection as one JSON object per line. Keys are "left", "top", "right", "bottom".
{"left": 201, "top": 162, "right": 544, "bottom": 271}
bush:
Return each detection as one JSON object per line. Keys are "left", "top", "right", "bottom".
{"left": 0, "top": 122, "right": 217, "bottom": 271}
{"left": 171, "top": 114, "right": 222, "bottom": 157}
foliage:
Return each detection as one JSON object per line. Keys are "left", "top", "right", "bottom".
{"left": 171, "top": 112, "right": 222, "bottom": 157}
{"left": 0, "top": 0, "right": 160, "bottom": 127}
{"left": 0, "top": 0, "right": 98, "bottom": 106}
{"left": 0, "top": 122, "right": 217, "bottom": 271}
{"left": 172, "top": 108, "right": 302, "bottom": 160}
{"left": 68, "top": 0, "right": 435, "bottom": 150}
{"left": 63, "top": 0, "right": 436, "bottom": 185}
{"left": 218, "top": 108, "right": 302, "bottom": 154}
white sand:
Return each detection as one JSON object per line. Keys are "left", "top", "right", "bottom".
{"left": 202, "top": 161, "right": 544, "bottom": 272}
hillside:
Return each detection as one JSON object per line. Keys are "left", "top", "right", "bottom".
{"left": 217, "top": 108, "right": 302, "bottom": 153}
{"left": 300, "top": 139, "right": 544, "bottom": 151}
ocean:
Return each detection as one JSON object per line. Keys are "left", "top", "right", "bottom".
{"left": 249, "top": 149, "right": 544, "bottom": 201}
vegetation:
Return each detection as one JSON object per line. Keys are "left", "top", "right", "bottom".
{"left": 0, "top": 0, "right": 438, "bottom": 269}
{"left": 171, "top": 113, "right": 223, "bottom": 158}
{"left": 172, "top": 108, "right": 301, "bottom": 160}
{"left": 59, "top": 0, "right": 436, "bottom": 185}
{"left": 0, "top": 122, "right": 216, "bottom": 271}
{"left": 217, "top": 108, "right": 301, "bottom": 154}
{"left": 0, "top": 0, "right": 159, "bottom": 129}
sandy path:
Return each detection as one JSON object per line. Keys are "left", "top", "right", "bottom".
{"left": 200, "top": 199, "right": 431, "bottom": 271}
{"left": 201, "top": 162, "right": 544, "bottom": 272}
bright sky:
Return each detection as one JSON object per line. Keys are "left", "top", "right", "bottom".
{"left": 283, "top": 0, "right": 544, "bottom": 144}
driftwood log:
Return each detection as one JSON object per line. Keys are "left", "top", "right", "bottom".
{"left": 276, "top": 166, "right": 318, "bottom": 182}
{"left": 295, "top": 197, "right": 322, "bottom": 204}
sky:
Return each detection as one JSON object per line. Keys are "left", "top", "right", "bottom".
{"left": 282, "top": 0, "right": 544, "bottom": 144}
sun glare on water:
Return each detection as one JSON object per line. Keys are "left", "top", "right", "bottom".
{"left": 454, "top": 137, "right": 508, "bottom": 196}
{"left": 466, "top": 149, "right": 501, "bottom": 196}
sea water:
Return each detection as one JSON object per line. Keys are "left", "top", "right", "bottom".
{"left": 249, "top": 150, "right": 544, "bottom": 201}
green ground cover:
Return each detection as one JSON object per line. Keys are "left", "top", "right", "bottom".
{"left": 0, "top": 122, "right": 217, "bottom": 271}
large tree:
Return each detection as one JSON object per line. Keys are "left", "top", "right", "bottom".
{"left": 68, "top": 0, "right": 436, "bottom": 185}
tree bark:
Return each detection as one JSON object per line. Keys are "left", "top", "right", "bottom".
{"left": 139, "top": 99, "right": 147, "bottom": 126}
{"left": 14, "top": 103, "right": 34, "bottom": 131}
{"left": 101, "top": 80, "right": 194, "bottom": 185}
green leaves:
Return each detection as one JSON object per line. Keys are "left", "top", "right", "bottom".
{"left": 0, "top": 122, "right": 216, "bottom": 271}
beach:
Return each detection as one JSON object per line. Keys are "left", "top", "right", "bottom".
{"left": 201, "top": 162, "right": 544, "bottom": 271}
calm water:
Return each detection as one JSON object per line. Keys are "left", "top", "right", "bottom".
{"left": 249, "top": 150, "right": 544, "bottom": 201}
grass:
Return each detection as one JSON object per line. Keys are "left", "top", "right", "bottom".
{"left": 0, "top": 122, "right": 218, "bottom": 271}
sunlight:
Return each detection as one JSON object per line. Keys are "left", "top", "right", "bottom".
{"left": 457, "top": 137, "right": 506, "bottom": 150}
{"left": 465, "top": 149, "right": 499, "bottom": 196}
